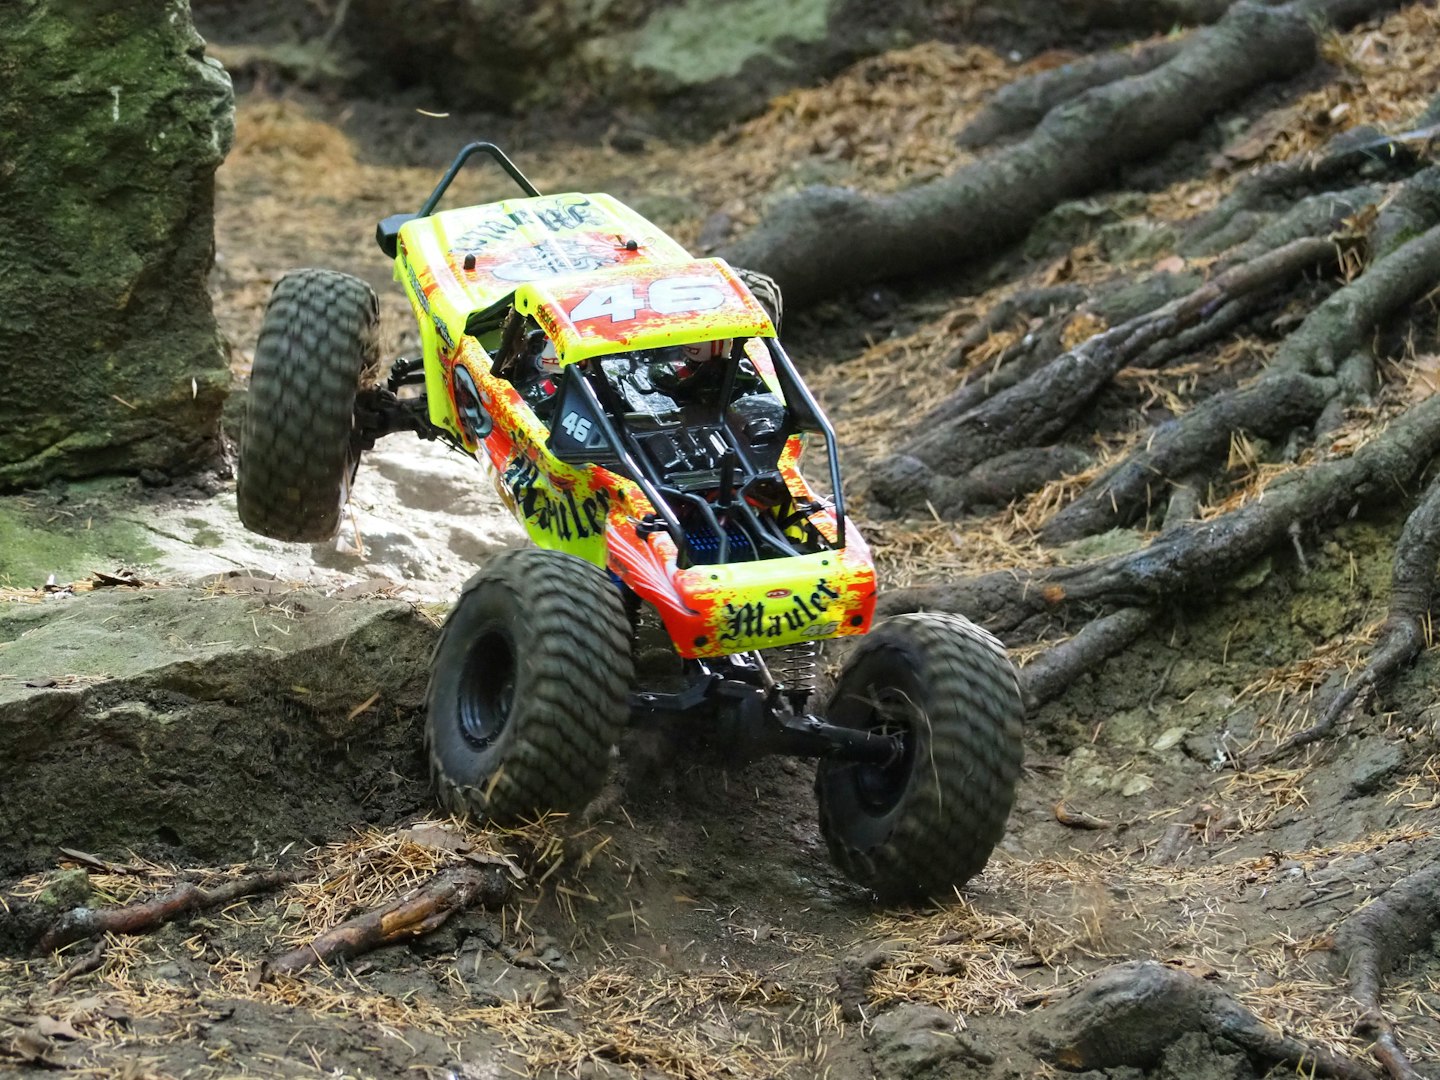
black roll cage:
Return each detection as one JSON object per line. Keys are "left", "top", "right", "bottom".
{"left": 377, "top": 142, "right": 543, "bottom": 258}
{"left": 556, "top": 336, "right": 848, "bottom": 570}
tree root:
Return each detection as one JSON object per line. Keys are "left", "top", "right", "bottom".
{"left": 877, "top": 445, "right": 1093, "bottom": 518}
{"left": 45, "top": 940, "right": 106, "bottom": 994}
{"left": 1029, "top": 960, "right": 1380, "bottom": 1078}
{"left": 1188, "top": 182, "right": 1382, "bottom": 262}
{"left": 927, "top": 275, "right": 1205, "bottom": 435}
{"left": 1018, "top": 607, "right": 1156, "bottom": 710}
{"left": 957, "top": 37, "right": 1185, "bottom": 149}
{"left": 35, "top": 869, "right": 300, "bottom": 956}
{"left": 881, "top": 388, "right": 1440, "bottom": 635}
{"left": 1333, "top": 861, "right": 1440, "bottom": 1080}
{"left": 949, "top": 286, "right": 1087, "bottom": 362}
{"left": 1219, "top": 120, "right": 1436, "bottom": 217}
{"left": 884, "top": 234, "right": 1340, "bottom": 496}
{"left": 263, "top": 864, "right": 513, "bottom": 980}
{"left": 1059, "top": 0, "right": 1238, "bottom": 33}
{"left": 1372, "top": 164, "right": 1440, "bottom": 259}
{"left": 1042, "top": 222, "right": 1440, "bottom": 543}
{"left": 722, "top": 0, "right": 1375, "bottom": 307}
{"left": 1255, "top": 466, "right": 1440, "bottom": 764}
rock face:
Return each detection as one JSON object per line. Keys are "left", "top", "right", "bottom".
{"left": 0, "top": 587, "right": 436, "bottom": 875}
{"left": 337, "top": 0, "right": 930, "bottom": 129}
{"left": 0, "top": 0, "right": 234, "bottom": 490}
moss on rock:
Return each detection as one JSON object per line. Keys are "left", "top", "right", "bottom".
{"left": 0, "top": 0, "right": 234, "bottom": 490}
{"left": 340, "top": 0, "right": 925, "bottom": 130}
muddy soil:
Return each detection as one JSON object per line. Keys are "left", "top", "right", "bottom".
{"left": 4, "top": 16, "right": 1440, "bottom": 1080}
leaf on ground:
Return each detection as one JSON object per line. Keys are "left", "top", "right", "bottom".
{"left": 1054, "top": 801, "right": 1112, "bottom": 829}
{"left": 1210, "top": 110, "right": 1296, "bottom": 170}
{"left": 401, "top": 824, "right": 472, "bottom": 854}
{"left": 35, "top": 1016, "right": 79, "bottom": 1041}
{"left": 2, "top": 1028, "right": 56, "bottom": 1064}
{"left": 1406, "top": 353, "right": 1440, "bottom": 402}
{"left": 57, "top": 847, "right": 142, "bottom": 874}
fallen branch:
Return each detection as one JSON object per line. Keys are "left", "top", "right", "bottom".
{"left": 264, "top": 864, "right": 512, "bottom": 979}
{"left": 1333, "top": 860, "right": 1440, "bottom": 1080}
{"left": 928, "top": 275, "right": 1195, "bottom": 431}
{"left": 1257, "top": 465, "right": 1440, "bottom": 764}
{"left": 35, "top": 869, "right": 300, "bottom": 956}
{"left": 46, "top": 940, "right": 106, "bottom": 994}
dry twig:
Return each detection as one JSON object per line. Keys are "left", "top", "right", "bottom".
{"left": 35, "top": 869, "right": 300, "bottom": 955}
{"left": 265, "top": 863, "right": 513, "bottom": 979}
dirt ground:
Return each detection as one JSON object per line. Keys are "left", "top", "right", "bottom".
{"left": 3, "top": 8, "right": 1440, "bottom": 1079}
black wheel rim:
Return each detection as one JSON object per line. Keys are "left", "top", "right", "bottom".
{"left": 849, "top": 686, "right": 916, "bottom": 814}
{"left": 457, "top": 631, "right": 516, "bottom": 749}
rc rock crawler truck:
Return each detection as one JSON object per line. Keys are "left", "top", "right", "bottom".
{"left": 237, "top": 143, "right": 1023, "bottom": 903}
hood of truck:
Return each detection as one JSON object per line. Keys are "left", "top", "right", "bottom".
{"left": 394, "top": 192, "right": 691, "bottom": 349}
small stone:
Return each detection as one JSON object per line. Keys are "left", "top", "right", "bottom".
{"left": 1345, "top": 740, "right": 1405, "bottom": 797}
{"left": 1121, "top": 774, "right": 1154, "bottom": 797}
{"left": 1152, "top": 727, "right": 1188, "bottom": 752}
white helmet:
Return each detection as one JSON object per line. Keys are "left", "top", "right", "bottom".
{"left": 681, "top": 339, "right": 732, "bottom": 365}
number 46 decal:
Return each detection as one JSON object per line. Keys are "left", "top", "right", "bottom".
{"left": 559, "top": 411, "right": 592, "bottom": 441}
{"left": 569, "top": 276, "right": 726, "bottom": 324}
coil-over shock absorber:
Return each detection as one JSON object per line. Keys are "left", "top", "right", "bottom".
{"left": 771, "top": 640, "right": 821, "bottom": 712}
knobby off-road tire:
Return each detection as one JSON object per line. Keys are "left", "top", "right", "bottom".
{"left": 426, "top": 548, "right": 634, "bottom": 824}
{"left": 735, "top": 266, "right": 783, "bottom": 333}
{"left": 237, "top": 269, "right": 381, "bottom": 542}
{"left": 817, "top": 613, "right": 1024, "bottom": 904}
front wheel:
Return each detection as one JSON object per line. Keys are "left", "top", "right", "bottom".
{"left": 237, "top": 269, "right": 380, "bottom": 542}
{"left": 425, "top": 548, "right": 634, "bottom": 824}
{"left": 816, "top": 613, "right": 1024, "bottom": 903}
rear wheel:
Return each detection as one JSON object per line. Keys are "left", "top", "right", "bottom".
{"left": 237, "top": 269, "right": 380, "bottom": 542}
{"left": 425, "top": 548, "right": 634, "bottom": 823}
{"left": 816, "top": 613, "right": 1024, "bottom": 903}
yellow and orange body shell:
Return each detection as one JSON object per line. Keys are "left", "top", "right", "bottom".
{"left": 393, "top": 192, "right": 876, "bottom": 659}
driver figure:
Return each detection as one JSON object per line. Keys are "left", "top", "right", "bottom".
{"left": 648, "top": 338, "right": 762, "bottom": 401}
